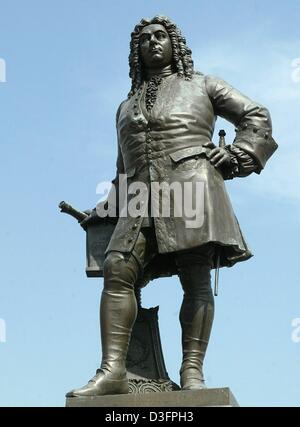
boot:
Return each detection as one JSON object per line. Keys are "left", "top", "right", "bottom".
{"left": 180, "top": 301, "right": 214, "bottom": 390}
{"left": 65, "top": 367, "right": 128, "bottom": 398}
{"left": 66, "top": 252, "right": 138, "bottom": 397}
{"left": 177, "top": 263, "right": 214, "bottom": 390}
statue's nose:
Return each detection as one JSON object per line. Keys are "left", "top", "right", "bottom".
{"left": 149, "top": 34, "right": 158, "bottom": 45}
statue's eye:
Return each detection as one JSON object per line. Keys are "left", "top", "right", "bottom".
{"left": 156, "top": 32, "right": 166, "bottom": 40}
{"left": 140, "top": 34, "right": 150, "bottom": 44}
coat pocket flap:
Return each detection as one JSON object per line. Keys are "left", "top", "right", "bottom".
{"left": 169, "top": 146, "right": 208, "bottom": 162}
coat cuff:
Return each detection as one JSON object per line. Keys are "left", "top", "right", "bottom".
{"left": 225, "top": 144, "right": 260, "bottom": 178}
{"left": 233, "top": 123, "right": 278, "bottom": 170}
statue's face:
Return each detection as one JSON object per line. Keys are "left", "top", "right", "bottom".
{"left": 139, "top": 24, "right": 173, "bottom": 70}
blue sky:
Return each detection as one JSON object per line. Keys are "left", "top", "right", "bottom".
{"left": 0, "top": 0, "right": 300, "bottom": 407}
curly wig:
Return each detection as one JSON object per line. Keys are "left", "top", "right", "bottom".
{"left": 128, "top": 15, "right": 194, "bottom": 97}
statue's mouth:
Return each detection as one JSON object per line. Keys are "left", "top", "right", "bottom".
{"left": 150, "top": 47, "right": 161, "bottom": 54}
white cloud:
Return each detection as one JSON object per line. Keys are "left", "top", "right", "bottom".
{"left": 0, "top": 319, "right": 6, "bottom": 343}
{"left": 0, "top": 58, "right": 6, "bottom": 82}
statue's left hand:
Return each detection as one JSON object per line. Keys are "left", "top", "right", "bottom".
{"left": 203, "top": 142, "right": 231, "bottom": 168}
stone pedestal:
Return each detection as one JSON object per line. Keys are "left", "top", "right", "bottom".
{"left": 66, "top": 387, "right": 239, "bottom": 407}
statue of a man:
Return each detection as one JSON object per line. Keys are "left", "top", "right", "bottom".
{"left": 67, "top": 15, "right": 277, "bottom": 397}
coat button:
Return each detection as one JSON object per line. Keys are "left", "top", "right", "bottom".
{"left": 132, "top": 224, "right": 138, "bottom": 230}
{"left": 128, "top": 237, "right": 133, "bottom": 243}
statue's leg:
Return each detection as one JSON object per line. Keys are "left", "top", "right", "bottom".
{"left": 67, "top": 243, "right": 144, "bottom": 397}
{"left": 176, "top": 245, "right": 215, "bottom": 390}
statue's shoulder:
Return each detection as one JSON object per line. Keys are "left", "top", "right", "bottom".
{"left": 198, "top": 74, "right": 235, "bottom": 98}
{"left": 116, "top": 99, "right": 128, "bottom": 121}
{"left": 191, "top": 70, "right": 205, "bottom": 80}
{"left": 190, "top": 71, "right": 212, "bottom": 89}
{"left": 193, "top": 72, "right": 221, "bottom": 86}
{"left": 189, "top": 71, "right": 214, "bottom": 94}
{"left": 203, "top": 74, "right": 233, "bottom": 90}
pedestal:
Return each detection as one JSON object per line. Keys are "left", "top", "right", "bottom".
{"left": 66, "top": 387, "right": 239, "bottom": 407}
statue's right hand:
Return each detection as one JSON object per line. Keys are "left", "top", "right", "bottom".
{"left": 79, "top": 209, "right": 99, "bottom": 231}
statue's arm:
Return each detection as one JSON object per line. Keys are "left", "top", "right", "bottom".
{"left": 80, "top": 103, "right": 125, "bottom": 229}
{"left": 95, "top": 101, "right": 125, "bottom": 219}
{"left": 205, "top": 75, "right": 278, "bottom": 179}
{"left": 108, "top": 133, "right": 125, "bottom": 218}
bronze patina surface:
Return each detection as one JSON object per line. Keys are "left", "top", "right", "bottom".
{"left": 62, "top": 15, "right": 277, "bottom": 399}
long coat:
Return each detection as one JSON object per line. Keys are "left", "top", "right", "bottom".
{"left": 104, "top": 73, "right": 277, "bottom": 273}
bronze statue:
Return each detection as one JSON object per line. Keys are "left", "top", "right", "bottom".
{"left": 66, "top": 15, "right": 277, "bottom": 397}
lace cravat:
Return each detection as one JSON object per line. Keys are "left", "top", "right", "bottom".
{"left": 145, "top": 75, "right": 162, "bottom": 112}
